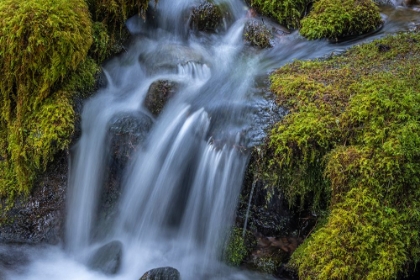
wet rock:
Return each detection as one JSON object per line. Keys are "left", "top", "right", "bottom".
{"left": 108, "top": 112, "right": 153, "bottom": 173}
{"left": 140, "top": 267, "right": 181, "bottom": 280}
{"left": 243, "top": 20, "right": 272, "bottom": 48}
{"left": 93, "top": 112, "right": 153, "bottom": 240}
{"left": 139, "top": 44, "right": 205, "bottom": 73}
{"left": 144, "top": 80, "right": 179, "bottom": 117}
{"left": 88, "top": 240, "right": 123, "bottom": 275}
{"left": 0, "top": 152, "right": 68, "bottom": 244}
{"left": 190, "top": 1, "right": 223, "bottom": 33}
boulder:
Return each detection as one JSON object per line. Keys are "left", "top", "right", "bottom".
{"left": 243, "top": 20, "right": 272, "bottom": 48}
{"left": 140, "top": 267, "right": 181, "bottom": 280}
{"left": 88, "top": 240, "right": 123, "bottom": 275}
{"left": 190, "top": 1, "right": 223, "bottom": 33}
{"left": 0, "top": 152, "right": 68, "bottom": 244}
{"left": 144, "top": 80, "right": 179, "bottom": 117}
{"left": 139, "top": 44, "right": 205, "bottom": 73}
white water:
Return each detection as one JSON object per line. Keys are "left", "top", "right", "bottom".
{"left": 2, "top": 0, "right": 419, "bottom": 279}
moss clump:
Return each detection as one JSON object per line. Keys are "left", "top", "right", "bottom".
{"left": 249, "top": 0, "right": 312, "bottom": 29}
{"left": 0, "top": 0, "right": 93, "bottom": 203}
{"left": 300, "top": 0, "right": 382, "bottom": 41}
{"left": 224, "top": 227, "right": 255, "bottom": 266}
{"left": 267, "top": 32, "right": 420, "bottom": 278}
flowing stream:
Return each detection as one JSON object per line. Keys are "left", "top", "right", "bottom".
{"left": 2, "top": 0, "right": 419, "bottom": 279}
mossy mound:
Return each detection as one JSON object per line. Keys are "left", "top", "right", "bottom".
{"left": 300, "top": 0, "right": 382, "bottom": 41}
{"left": 248, "top": 0, "right": 312, "bottom": 29}
{"left": 0, "top": 0, "right": 94, "bottom": 203}
{"left": 267, "top": 32, "right": 420, "bottom": 278}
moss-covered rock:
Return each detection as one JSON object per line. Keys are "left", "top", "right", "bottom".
{"left": 267, "top": 32, "right": 420, "bottom": 278}
{"left": 0, "top": 0, "right": 94, "bottom": 203}
{"left": 248, "top": 0, "right": 312, "bottom": 29}
{"left": 190, "top": 1, "right": 223, "bottom": 33}
{"left": 244, "top": 20, "right": 273, "bottom": 48}
{"left": 300, "top": 0, "right": 382, "bottom": 41}
{"left": 224, "top": 227, "right": 255, "bottom": 266}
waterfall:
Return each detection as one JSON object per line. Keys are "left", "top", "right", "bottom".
{"left": 63, "top": 0, "right": 269, "bottom": 278}
{"left": 3, "top": 0, "right": 412, "bottom": 279}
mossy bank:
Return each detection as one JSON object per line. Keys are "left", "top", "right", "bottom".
{"left": 0, "top": 0, "right": 151, "bottom": 207}
{"left": 265, "top": 31, "right": 420, "bottom": 279}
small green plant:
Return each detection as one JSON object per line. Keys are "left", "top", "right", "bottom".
{"left": 300, "top": 0, "right": 382, "bottom": 41}
{"left": 249, "top": 0, "right": 312, "bottom": 29}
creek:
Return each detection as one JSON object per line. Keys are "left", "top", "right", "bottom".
{"left": 1, "top": 0, "right": 419, "bottom": 279}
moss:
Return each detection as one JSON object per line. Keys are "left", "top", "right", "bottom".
{"left": 267, "top": 32, "right": 420, "bottom": 278}
{"left": 224, "top": 227, "right": 255, "bottom": 266}
{"left": 87, "top": 0, "right": 153, "bottom": 48}
{"left": 249, "top": 0, "right": 312, "bottom": 29}
{"left": 0, "top": 0, "right": 93, "bottom": 203}
{"left": 300, "top": 0, "right": 382, "bottom": 41}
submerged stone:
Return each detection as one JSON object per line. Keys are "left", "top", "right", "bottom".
{"left": 88, "top": 240, "right": 123, "bottom": 275}
{"left": 139, "top": 267, "right": 181, "bottom": 280}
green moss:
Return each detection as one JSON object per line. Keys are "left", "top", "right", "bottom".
{"left": 300, "top": 0, "right": 382, "bottom": 41}
{"left": 89, "top": 22, "right": 111, "bottom": 64}
{"left": 86, "top": 0, "right": 157, "bottom": 59}
{"left": 249, "top": 0, "right": 312, "bottom": 29}
{"left": 224, "top": 227, "right": 255, "bottom": 266}
{"left": 0, "top": 0, "right": 93, "bottom": 203}
{"left": 267, "top": 32, "right": 420, "bottom": 278}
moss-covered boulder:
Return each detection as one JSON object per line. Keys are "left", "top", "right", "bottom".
{"left": 300, "top": 0, "right": 382, "bottom": 41}
{"left": 0, "top": 0, "right": 93, "bottom": 203}
{"left": 244, "top": 20, "right": 273, "bottom": 48}
{"left": 266, "top": 31, "right": 420, "bottom": 279}
{"left": 190, "top": 1, "right": 224, "bottom": 33}
{"left": 248, "top": 0, "right": 312, "bottom": 29}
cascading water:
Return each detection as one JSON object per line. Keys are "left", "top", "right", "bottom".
{"left": 2, "top": 0, "right": 419, "bottom": 279}
{"left": 64, "top": 1, "right": 273, "bottom": 278}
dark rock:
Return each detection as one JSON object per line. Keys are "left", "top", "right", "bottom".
{"left": 244, "top": 20, "right": 272, "bottom": 48}
{"left": 144, "top": 80, "right": 179, "bottom": 117}
{"left": 108, "top": 112, "right": 153, "bottom": 173}
{"left": 88, "top": 240, "right": 123, "bottom": 275}
{"left": 140, "top": 267, "right": 181, "bottom": 280}
{"left": 0, "top": 152, "right": 68, "bottom": 244}
{"left": 377, "top": 43, "right": 391, "bottom": 52}
{"left": 93, "top": 112, "right": 153, "bottom": 240}
{"left": 190, "top": 1, "right": 223, "bottom": 33}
